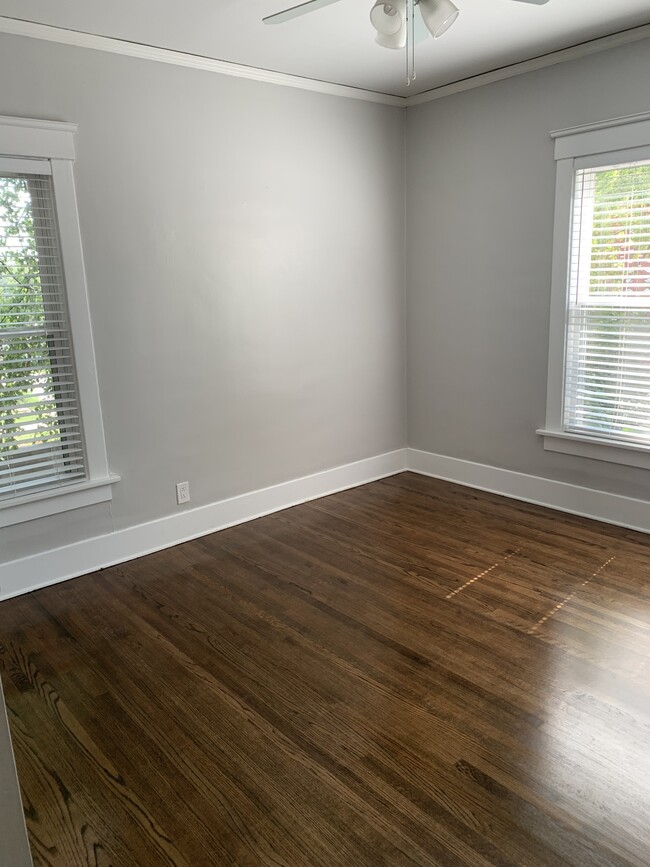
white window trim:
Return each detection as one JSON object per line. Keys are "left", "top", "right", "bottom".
{"left": 0, "top": 116, "right": 118, "bottom": 527}
{"left": 538, "top": 111, "right": 650, "bottom": 470}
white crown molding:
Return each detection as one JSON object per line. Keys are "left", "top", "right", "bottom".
{"left": 0, "top": 16, "right": 405, "bottom": 107}
{"left": 408, "top": 448, "right": 650, "bottom": 535}
{"left": 405, "top": 23, "right": 650, "bottom": 107}
{"left": 0, "top": 449, "right": 408, "bottom": 601}
{"left": 1, "top": 15, "right": 649, "bottom": 110}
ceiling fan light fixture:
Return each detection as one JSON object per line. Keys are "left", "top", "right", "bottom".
{"left": 370, "top": 0, "right": 406, "bottom": 44}
{"left": 419, "top": 0, "right": 459, "bottom": 39}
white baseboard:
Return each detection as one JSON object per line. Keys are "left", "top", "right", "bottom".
{"left": 408, "top": 448, "right": 650, "bottom": 535}
{"left": 0, "top": 449, "right": 407, "bottom": 601}
{"left": 4, "top": 446, "right": 649, "bottom": 601}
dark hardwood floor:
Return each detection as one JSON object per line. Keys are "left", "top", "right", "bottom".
{"left": 1, "top": 472, "right": 649, "bottom": 866}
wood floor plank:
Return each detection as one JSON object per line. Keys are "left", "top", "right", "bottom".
{"left": 0, "top": 473, "right": 649, "bottom": 865}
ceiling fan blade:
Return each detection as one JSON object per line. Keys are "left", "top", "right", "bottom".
{"left": 263, "top": 0, "right": 343, "bottom": 25}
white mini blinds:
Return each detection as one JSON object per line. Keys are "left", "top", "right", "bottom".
{"left": 0, "top": 167, "right": 85, "bottom": 498}
{"left": 564, "top": 159, "right": 650, "bottom": 445}
{"left": 537, "top": 113, "right": 650, "bottom": 470}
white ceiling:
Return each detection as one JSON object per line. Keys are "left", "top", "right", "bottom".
{"left": 0, "top": 0, "right": 649, "bottom": 97}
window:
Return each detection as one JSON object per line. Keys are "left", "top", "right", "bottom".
{"left": 539, "top": 112, "right": 650, "bottom": 469}
{"left": 0, "top": 116, "right": 117, "bottom": 527}
{"left": 0, "top": 169, "right": 85, "bottom": 495}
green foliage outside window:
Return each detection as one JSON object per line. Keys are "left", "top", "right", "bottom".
{"left": 0, "top": 177, "right": 61, "bottom": 464}
{"left": 590, "top": 163, "right": 650, "bottom": 295}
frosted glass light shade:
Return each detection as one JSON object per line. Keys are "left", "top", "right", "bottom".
{"left": 375, "top": 27, "right": 407, "bottom": 48}
{"left": 370, "top": 0, "right": 406, "bottom": 47}
{"left": 419, "top": 0, "right": 459, "bottom": 38}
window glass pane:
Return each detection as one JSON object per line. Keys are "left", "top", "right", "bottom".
{"left": 571, "top": 161, "right": 650, "bottom": 304}
{"left": 0, "top": 173, "right": 85, "bottom": 498}
{"left": 564, "top": 159, "right": 650, "bottom": 445}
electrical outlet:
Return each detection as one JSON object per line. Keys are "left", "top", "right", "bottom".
{"left": 176, "top": 481, "right": 190, "bottom": 505}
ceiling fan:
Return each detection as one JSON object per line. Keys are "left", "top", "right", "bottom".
{"left": 263, "top": 0, "right": 551, "bottom": 85}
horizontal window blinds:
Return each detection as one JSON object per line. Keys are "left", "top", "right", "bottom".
{"left": 564, "top": 159, "right": 650, "bottom": 444}
{"left": 0, "top": 172, "right": 86, "bottom": 499}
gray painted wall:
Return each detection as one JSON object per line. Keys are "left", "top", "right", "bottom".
{"left": 406, "top": 38, "right": 650, "bottom": 501}
{"left": 3, "top": 31, "right": 650, "bottom": 570}
{"left": 0, "top": 34, "right": 406, "bottom": 563}
{"left": 0, "top": 680, "right": 32, "bottom": 867}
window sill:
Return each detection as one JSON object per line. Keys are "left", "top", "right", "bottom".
{"left": 0, "top": 474, "right": 120, "bottom": 528}
{"left": 537, "top": 429, "right": 650, "bottom": 470}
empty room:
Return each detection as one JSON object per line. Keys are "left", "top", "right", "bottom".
{"left": 1, "top": 0, "right": 649, "bottom": 864}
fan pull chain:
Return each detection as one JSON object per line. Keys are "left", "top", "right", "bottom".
{"left": 405, "top": 0, "right": 416, "bottom": 86}
{"left": 410, "top": 0, "right": 416, "bottom": 82}
{"left": 405, "top": 0, "right": 410, "bottom": 85}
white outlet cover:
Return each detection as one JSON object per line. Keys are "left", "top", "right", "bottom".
{"left": 176, "top": 481, "right": 190, "bottom": 504}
